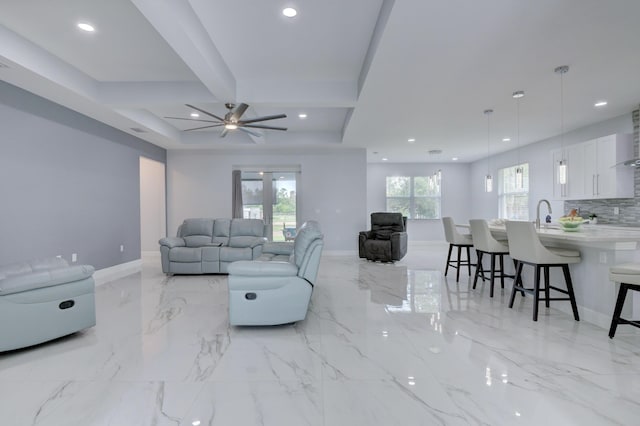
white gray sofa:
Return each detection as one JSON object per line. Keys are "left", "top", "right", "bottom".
{"left": 227, "top": 221, "right": 324, "bottom": 325}
{"left": 0, "top": 257, "right": 96, "bottom": 352}
{"left": 159, "top": 218, "right": 268, "bottom": 274}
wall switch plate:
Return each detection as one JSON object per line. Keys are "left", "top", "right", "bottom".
{"left": 120, "top": 245, "right": 124, "bottom": 252}
{"left": 614, "top": 207, "right": 620, "bottom": 215}
{"left": 71, "top": 253, "right": 77, "bottom": 262}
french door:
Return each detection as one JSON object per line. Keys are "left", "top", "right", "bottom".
{"left": 240, "top": 170, "right": 298, "bottom": 241}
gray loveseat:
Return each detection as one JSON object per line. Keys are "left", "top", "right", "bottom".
{"left": 159, "top": 218, "right": 268, "bottom": 274}
{"left": 0, "top": 257, "right": 96, "bottom": 352}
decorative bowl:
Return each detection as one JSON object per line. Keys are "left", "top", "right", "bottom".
{"left": 558, "top": 217, "right": 584, "bottom": 232}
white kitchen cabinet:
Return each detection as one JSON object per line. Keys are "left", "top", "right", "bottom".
{"left": 551, "top": 134, "right": 634, "bottom": 200}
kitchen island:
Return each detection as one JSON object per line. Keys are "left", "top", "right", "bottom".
{"left": 470, "top": 223, "right": 640, "bottom": 328}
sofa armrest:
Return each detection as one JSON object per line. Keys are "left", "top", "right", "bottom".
{"left": 0, "top": 265, "right": 95, "bottom": 296}
{"left": 159, "top": 237, "right": 185, "bottom": 248}
{"left": 262, "top": 241, "right": 294, "bottom": 255}
{"left": 358, "top": 231, "right": 371, "bottom": 258}
{"left": 228, "top": 260, "right": 298, "bottom": 277}
{"left": 390, "top": 232, "right": 408, "bottom": 260}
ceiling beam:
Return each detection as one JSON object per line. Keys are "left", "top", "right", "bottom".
{"left": 131, "top": 0, "right": 236, "bottom": 102}
{"left": 237, "top": 79, "right": 358, "bottom": 108}
{"left": 97, "top": 82, "right": 216, "bottom": 107}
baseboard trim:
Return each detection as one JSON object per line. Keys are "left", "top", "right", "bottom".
{"left": 553, "top": 303, "right": 611, "bottom": 330}
{"left": 94, "top": 259, "right": 142, "bottom": 287}
{"left": 142, "top": 251, "right": 161, "bottom": 260}
{"left": 323, "top": 250, "right": 358, "bottom": 256}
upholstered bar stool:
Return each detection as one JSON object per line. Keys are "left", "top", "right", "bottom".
{"left": 608, "top": 263, "right": 640, "bottom": 338}
{"left": 469, "top": 219, "right": 515, "bottom": 297}
{"left": 442, "top": 217, "right": 474, "bottom": 282}
{"left": 505, "top": 221, "right": 581, "bottom": 322}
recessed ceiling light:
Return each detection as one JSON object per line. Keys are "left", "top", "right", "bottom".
{"left": 190, "top": 113, "right": 199, "bottom": 118}
{"left": 408, "top": 138, "right": 416, "bottom": 143}
{"left": 512, "top": 91, "right": 525, "bottom": 99}
{"left": 502, "top": 137, "right": 511, "bottom": 142}
{"left": 298, "top": 113, "right": 307, "bottom": 119}
{"left": 382, "top": 157, "right": 388, "bottom": 161}
{"left": 77, "top": 22, "right": 95, "bottom": 32}
{"left": 594, "top": 100, "right": 608, "bottom": 107}
{"left": 452, "top": 157, "right": 459, "bottom": 161}
{"left": 282, "top": 7, "right": 297, "bottom": 18}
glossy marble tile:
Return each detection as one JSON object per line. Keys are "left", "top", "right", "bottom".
{"left": 1, "top": 245, "right": 639, "bottom": 425}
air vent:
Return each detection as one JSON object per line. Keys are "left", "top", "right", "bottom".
{"left": 428, "top": 149, "right": 443, "bottom": 155}
{"left": 130, "top": 127, "right": 146, "bottom": 133}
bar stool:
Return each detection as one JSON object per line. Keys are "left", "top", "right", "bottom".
{"left": 442, "top": 217, "right": 474, "bottom": 282}
{"left": 505, "top": 221, "right": 581, "bottom": 321}
{"left": 608, "top": 263, "right": 640, "bottom": 338}
{"left": 469, "top": 219, "right": 516, "bottom": 297}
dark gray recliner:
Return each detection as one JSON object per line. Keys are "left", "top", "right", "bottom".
{"left": 359, "top": 212, "right": 408, "bottom": 262}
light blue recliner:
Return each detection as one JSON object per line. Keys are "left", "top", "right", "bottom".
{"left": 0, "top": 257, "right": 96, "bottom": 352}
{"left": 227, "top": 221, "right": 324, "bottom": 326}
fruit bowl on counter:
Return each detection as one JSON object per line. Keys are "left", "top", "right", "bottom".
{"left": 558, "top": 216, "right": 585, "bottom": 232}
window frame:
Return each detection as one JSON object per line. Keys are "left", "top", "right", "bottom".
{"left": 385, "top": 173, "right": 442, "bottom": 220}
{"left": 498, "top": 163, "right": 529, "bottom": 220}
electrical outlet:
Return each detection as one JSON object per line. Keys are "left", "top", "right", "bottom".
{"left": 71, "top": 253, "right": 77, "bottom": 262}
{"left": 120, "top": 245, "right": 124, "bottom": 252}
{"left": 599, "top": 252, "right": 607, "bottom": 264}
{"left": 614, "top": 207, "right": 620, "bottom": 215}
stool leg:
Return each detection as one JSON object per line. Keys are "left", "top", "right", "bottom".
{"left": 562, "top": 265, "right": 580, "bottom": 321}
{"left": 445, "top": 244, "right": 453, "bottom": 276}
{"left": 456, "top": 245, "right": 462, "bottom": 282}
{"left": 609, "top": 283, "right": 629, "bottom": 338}
{"left": 466, "top": 246, "right": 472, "bottom": 277}
{"left": 509, "top": 261, "right": 523, "bottom": 308}
{"left": 473, "top": 251, "right": 484, "bottom": 289}
{"left": 499, "top": 254, "right": 505, "bottom": 289}
{"left": 533, "top": 265, "right": 541, "bottom": 321}
{"left": 513, "top": 259, "right": 525, "bottom": 296}
{"left": 544, "top": 266, "right": 551, "bottom": 308}
{"left": 490, "top": 253, "right": 497, "bottom": 298}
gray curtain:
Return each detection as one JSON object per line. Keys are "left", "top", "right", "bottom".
{"left": 232, "top": 170, "right": 243, "bottom": 218}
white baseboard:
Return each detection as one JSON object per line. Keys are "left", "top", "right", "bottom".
{"left": 93, "top": 259, "right": 142, "bottom": 287}
{"left": 142, "top": 251, "right": 161, "bottom": 260}
{"left": 554, "top": 303, "right": 610, "bottom": 330}
{"left": 323, "top": 250, "right": 358, "bottom": 256}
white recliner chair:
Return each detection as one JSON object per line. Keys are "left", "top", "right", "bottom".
{"left": 227, "top": 221, "right": 324, "bottom": 326}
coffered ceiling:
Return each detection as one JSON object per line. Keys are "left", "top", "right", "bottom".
{"left": 1, "top": 0, "right": 640, "bottom": 162}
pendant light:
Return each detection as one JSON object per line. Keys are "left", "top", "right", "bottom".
{"left": 555, "top": 65, "right": 569, "bottom": 185}
{"left": 484, "top": 109, "right": 494, "bottom": 193}
{"left": 513, "top": 90, "right": 525, "bottom": 189}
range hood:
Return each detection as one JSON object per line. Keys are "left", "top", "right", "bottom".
{"left": 618, "top": 158, "right": 640, "bottom": 167}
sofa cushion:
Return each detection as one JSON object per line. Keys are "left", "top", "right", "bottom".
{"left": 229, "top": 236, "right": 266, "bottom": 248}
{"left": 213, "top": 219, "right": 231, "bottom": 246}
{"left": 230, "top": 219, "right": 265, "bottom": 237}
{"left": 202, "top": 246, "right": 221, "bottom": 262}
{"left": 220, "top": 247, "right": 252, "bottom": 262}
{"left": 180, "top": 218, "right": 214, "bottom": 247}
{"left": 169, "top": 247, "right": 202, "bottom": 262}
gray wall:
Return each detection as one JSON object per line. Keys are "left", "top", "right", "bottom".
{"left": 469, "top": 113, "right": 633, "bottom": 221}
{"left": 0, "top": 82, "right": 166, "bottom": 269}
{"left": 167, "top": 149, "right": 367, "bottom": 252}
{"left": 367, "top": 162, "right": 471, "bottom": 240}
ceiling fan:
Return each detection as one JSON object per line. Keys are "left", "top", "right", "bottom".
{"left": 165, "top": 103, "right": 287, "bottom": 137}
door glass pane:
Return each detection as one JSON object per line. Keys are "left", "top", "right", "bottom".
{"left": 273, "top": 172, "right": 297, "bottom": 241}
{"left": 241, "top": 172, "right": 264, "bottom": 219}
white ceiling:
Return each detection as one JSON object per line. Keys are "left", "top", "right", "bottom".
{"left": 1, "top": 0, "right": 640, "bottom": 162}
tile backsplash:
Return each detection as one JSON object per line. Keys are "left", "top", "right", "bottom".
{"left": 565, "top": 107, "right": 640, "bottom": 225}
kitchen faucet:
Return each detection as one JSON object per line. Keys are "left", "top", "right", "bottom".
{"left": 536, "top": 199, "right": 552, "bottom": 229}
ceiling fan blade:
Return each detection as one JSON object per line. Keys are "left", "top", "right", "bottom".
{"left": 239, "top": 127, "right": 262, "bottom": 137}
{"left": 240, "top": 114, "right": 287, "bottom": 124}
{"left": 164, "top": 116, "right": 220, "bottom": 123}
{"left": 243, "top": 124, "right": 287, "bottom": 131}
{"left": 230, "top": 103, "right": 249, "bottom": 121}
{"left": 184, "top": 124, "right": 225, "bottom": 131}
{"left": 220, "top": 128, "right": 229, "bottom": 138}
{"left": 185, "top": 104, "right": 225, "bottom": 121}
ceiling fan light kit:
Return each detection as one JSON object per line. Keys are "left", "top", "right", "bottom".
{"left": 165, "top": 103, "right": 287, "bottom": 138}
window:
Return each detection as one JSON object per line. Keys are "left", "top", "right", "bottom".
{"left": 386, "top": 173, "right": 441, "bottom": 219}
{"left": 498, "top": 163, "right": 529, "bottom": 220}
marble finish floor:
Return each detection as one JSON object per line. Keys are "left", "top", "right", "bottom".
{"left": 1, "top": 242, "right": 639, "bottom": 425}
